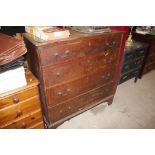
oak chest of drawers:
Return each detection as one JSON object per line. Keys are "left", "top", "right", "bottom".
{"left": 132, "top": 32, "right": 155, "bottom": 74}
{"left": 23, "top": 30, "right": 122, "bottom": 128}
{"left": 0, "top": 69, "right": 44, "bottom": 129}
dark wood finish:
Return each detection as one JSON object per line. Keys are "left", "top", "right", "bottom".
{"left": 0, "top": 70, "right": 44, "bottom": 129}
{"left": 132, "top": 32, "right": 155, "bottom": 74}
{"left": 23, "top": 30, "right": 123, "bottom": 128}
{"left": 119, "top": 41, "right": 148, "bottom": 84}
{"left": 46, "top": 66, "right": 116, "bottom": 107}
{"left": 48, "top": 82, "right": 114, "bottom": 123}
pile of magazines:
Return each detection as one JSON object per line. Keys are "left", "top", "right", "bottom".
{"left": 25, "top": 26, "right": 70, "bottom": 41}
{"left": 0, "top": 33, "right": 27, "bottom": 94}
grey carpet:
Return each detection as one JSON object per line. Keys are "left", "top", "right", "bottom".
{"left": 58, "top": 70, "right": 155, "bottom": 129}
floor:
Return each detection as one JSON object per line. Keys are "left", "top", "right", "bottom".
{"left": 58, "top": 70, "right": 155, "bottom": 129}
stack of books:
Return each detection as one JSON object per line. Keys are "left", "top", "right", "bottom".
{"left": 0, "top": 33, "right": 27, "bottom": 94}
{"left": 25, "top": 26, "right": 70, "bottom": 41}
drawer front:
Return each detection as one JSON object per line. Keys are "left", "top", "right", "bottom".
{"left": 0, "top": 96, "right": 41, "bottom": 126}
{"left": 48, "top": 82, "right": 114, "bottom": 123}
{"left": 42, "top": 49, "right": 119, "bottom": 87}
{"left": 46, "top": 67, "right": 116, "bottom": 107}
{"left": 135, "top": 49, "right": 146, "bottom": 57}
{"left": 123, "top": 52, "right": 135, "bottom": 62}
{"left": 120, "top": 69, "right": 140, "bottom": 84}
{"left": 1, "top": 109, "right": 42, "bottom": 129}
{"left": 29, "top": 121, "right": 44, "bottom": 129}
{"left": 39, "top": 34, "right": 121, "bottom": 66}
{"left": 121, "top": 58, "right": 144, "bottom": 73}
{"left": 0, "top": 87, "right": 39, "bottom": 110}
{"left": 124, "top": 49, "right": 146, "bottom": 63}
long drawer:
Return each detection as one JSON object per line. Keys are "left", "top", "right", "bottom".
{"left": 120, "top": 69, "right": 140, "bottom": 84}
{"left": 0, "top": 87, "right": 39, "bottom": 110}
{"left": 123, "top": 50, "right": 146, "bottom": 63}
{"left": 29, "top": 121, "right": 44, "bottom": 129}
{"left": 48, "top": 82, "right": 114, "bottom": 123}
{"left": 0, "top": 109, "right": 42, "bottom": 129}
{"left": 42, "top": 49, "right": 119, "bottom": 87}
{"left": 121, "top": 57, "right": 144, "bottom": 73}
{"left": 0, "top": 96, "right": 40, "bottom": 126}
{"left": 39, "top": 34, "right": 121, "bottom": 66}
{"left": 45, "top": 66, "right": 116, "bottom": 107}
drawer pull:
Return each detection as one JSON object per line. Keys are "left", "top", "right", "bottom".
{"left": 22, "top": 122, "right": 27, "bottom": 129}
{"left": 107, "top": 73, "right": 111, "bottom": 77}
{"left": 65, "top": 50, "right": 70, "bottom": 55}
{"left": 106, "top": 42, "right": 110, "bottom": 46}
{"left": 54, "top": 52, "right": 59, "bottom": 57}
{"left": 16, "top": 109, "right": 22, "bottom": 117}
{"left": 12, "top": 96, "right": 19, "bottom": 103}
{"left": 68, "top": 106, "right": 71, "bottom": 110}
{"left": 57, "top": 89, "right": 71, "bottom": 97}
{"left": 105, "top": 88, "right": 109, "bottom": 92}
{"left": 125, "top": 65, "right": 129, "bottom": 69}
{"left": 113, "top": 41, "right": 116, "bottom": 45}
{"left": 62, "top": 50, "right": 70, "bottom": 58}
{"left": 122, "top": 75, "right": 128, "bottom": 80}
{"left": 104, "top": 51, "right": 109, "bottom": 56}
{"left": 140, "top": 51, "right": 144, "bottom": 54}
{"left": 101, "top": 75, "right": 105, "bottom": 79}
{"left": 57, "top": 92, "right": 63, "bottom": 96}
{"left": 88, "top": 42, "right": 91, "bottom": 46}
{"left": 59, "top": 110, "right": 63, "bottom": 113}
{"left": 56, "top": 72, "right": 60, "bottom": 77}
{"left": 128, "top": 55, "right": 132, "bottom": 58}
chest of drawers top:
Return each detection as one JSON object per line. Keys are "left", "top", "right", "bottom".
{"left": 23, "top": 30, "right": 122, "bottom": 47}
{"left": 23, "top": 30, "right": 122, "bottom": 68}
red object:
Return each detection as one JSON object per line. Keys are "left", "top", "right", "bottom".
{"left": 111, "top": 26, "right": 129, "bottom": 93}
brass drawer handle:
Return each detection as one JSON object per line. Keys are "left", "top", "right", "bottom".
{"left": 56, "top": 72, "right": 61, "bottom": 77}
{"left": 12, "top": 96, "right": 19, "bottom": 103}
{"left": 57, "top": 89, "right": 71, "bottom": 97}
{"left": 101, "top": 75, "right": 105, "bottom": 79}
{"left": 62, "top": 50, "right": 70, "bottom": 58}
{"left": 107, "top": 73, "right": 111, "bottom": 77}
{"left": 105, "top": 73, "right": 111, "bottom": 80}
{"left": 105, "top": 88, "right": 109, "bottom": 92}
{"left": 88, "top": 42, "right": 91, "bottom": 46}
{"left": 54, "top": 52, "right": 59, "bottom": 57}
{"left": 16, "top": 109, "right": 22, "bottom": 117}
{"left": 104, "top": 51, "right": 109, "bottom": 56}
{"left": 65, "top": 50, "right": 70, "bottom": 54}
{"left": 106, "top": 42, "right": 110, "bottom": 46}
{"left": 68, "top": 106, "right": 71, "bottom": 110}
{"left": 59, "top": 110, "right": 63, "bottom": 113}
